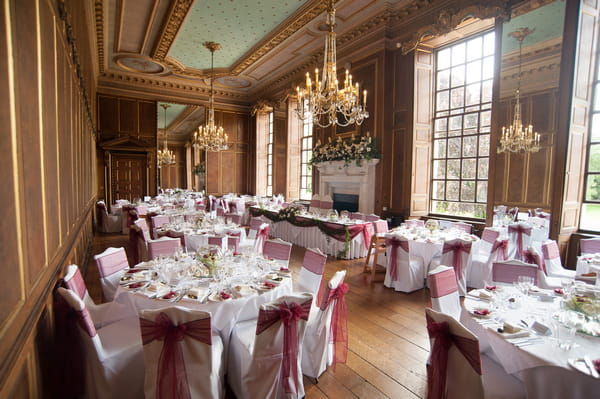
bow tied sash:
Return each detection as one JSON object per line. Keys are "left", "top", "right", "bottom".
{"left": 523, "top": 250, "right": 545, "bottom": 274}
{"left": 442, "top": 241, "right": 472, "bottom": 277}
{"left": 508, "top": 224, "right": 532, "bottom": 259}
{"left": 319, "top": 283, "right": 349, "bottom": 369}
{"left": 426, "top": 315, "right": 481, "bottom": 399}
{"left": 491, "top": 239, "right": 508, "bottom": 261}
{"left": 256, "top": 300, "right": 311, "bottom": 394}
{"left": 385, "top": 237, "right": 410, "bottom": 281}
{"left": 140, "top": 312, "right": 212, "bottom": 399}
{"left": 256, "top": 226, "right": 270, "bottom": 252}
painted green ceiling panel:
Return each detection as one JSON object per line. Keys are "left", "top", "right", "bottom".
{"left": 158, "top": 102, "right": 189, "bottom": 129}
{"left": 502, "top": 0, "right": 566, "bottom": 54}
{"left": 167, "top": 0, "right": 306, "bottom": 70}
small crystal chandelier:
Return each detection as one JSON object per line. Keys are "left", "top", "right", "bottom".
{"left": 157, "top": 103, "right": 176, "bottom": 168}
{"left": 296, "top": 0, "right": 368, "bottom": 128}
{"left": 497, "top": 28, "right": 540, "bottom": 154}
{"left": 192, "top": 42, "right": 229, "bottom": 152}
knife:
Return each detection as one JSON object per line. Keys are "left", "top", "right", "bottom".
{"left": 583, "top": 356, "right": 599, "bottom": 378}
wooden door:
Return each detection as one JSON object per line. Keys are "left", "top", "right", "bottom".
{"left": 111, "top": 153, "right": 146, "bottom": 202}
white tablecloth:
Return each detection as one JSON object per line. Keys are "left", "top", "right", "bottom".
{"left": 461, "top": 287, "right": 600, "bottom": 398}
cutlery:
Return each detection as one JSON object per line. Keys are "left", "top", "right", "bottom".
{"left": 583, "top": 356, "right": 599, "bottom": 378}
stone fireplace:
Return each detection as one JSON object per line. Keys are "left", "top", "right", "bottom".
{"left": 313, "top": 159, "right": 379, "bottom": 214}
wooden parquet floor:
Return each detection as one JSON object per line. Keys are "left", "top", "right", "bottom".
{"left": 84, "top": 232, "right": 430, "bottom": 399}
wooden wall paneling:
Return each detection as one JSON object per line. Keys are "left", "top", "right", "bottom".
{"left": 274, "top": 115, "right": 287, "bottom": 195}
{"left": 206, "top": 150, "right": 219, "bottom": 193}
{"left": 98, "top": 95, "right": 118, "bottom": 134}
{"left": 139, "top": 100, "right": 156, "bottom": 135}
{"left": 556, "top": 0, "right": 598, "bottom": 251}
{"left": 221, "top": 150, "right": 236, "bottom": 194}
{"left": 119, "top": 98, "right": 137, "bottom": 134}
{"left": 411, "top": 46, "right": 433, "bottom": 216}
{"left": 12, "top": 0, "right": 47, "bottom": 281}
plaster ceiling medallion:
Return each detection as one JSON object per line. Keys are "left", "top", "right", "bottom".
{"left": 114, "top": 54, "right": 166, "bottom": 75}
{"left": 214, "top": 76, "right": 252, "bottom": 89}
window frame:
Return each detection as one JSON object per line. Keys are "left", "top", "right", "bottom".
{"left": 299, "top": 99, "right": 313, "bottom": 201}
{"left": 266, "top": 111, "right": 274, "bottom": 196}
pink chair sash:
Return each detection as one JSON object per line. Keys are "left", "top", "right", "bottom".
{"left": 227, "top": 236, "right": 240, "bottom": 254}
{"left": 64, "top": 268, "right": 87, "bottom": 300}
{"left": 508, "top": 207, "right": 519, "bottom": 221}
{"left": 256, "top": 300, "right": 311, "bottom": 394}
{"left": 256, "top": 226, "right": 270, "bottom": 252}
{"left": 302, "top": 250, "right": 327, "bottom": 275}
{"left": 491, "top": 239, "right": 508, "bottom": 261}
{"left": 426, "top": 315, "right": 481, "bottom": 399}
{"left": 493, "top": 262, "right": 538, "bottom": 284}
{"left": 310, "top": 199, "right": 321, "bottom": 210}
{"left": 523, "top": 249, "right": 545, "bottom": 274}
{"left": 442, "top": 241, "right": 472, "bottom": 277}
{"left": 319, "top": 283, "right": 349, "bottom": 369}
{"left": 264, "top": 241, "right": 292, "bottom": 261}
{"left": 96, "top": 249, "right": 128, "bottom": 278}
{"left": 508, "top": 224, "right": 532, "bottom": 259}
{"left": 385, "top": 237, "right": 409, "bottom": 281}
{"left": 481, "top": 228, "right": 500, "bottom": 244}
{"left": 320, "top": 200, "right": 333, "bottom": 210}
{"left": 374, "top": 220, "right": 389, "bottom": 233}
{"left": 542, "top": 241, "right": 560, "bottom": 261}
{"left": 140, "top": 312, "right": 212, "bottom": 399}
{"left": 580, "top": 238, "right": 600, "bottom": 254}
{"left": 428, "top": 269, "right": 458, "bottom": 299}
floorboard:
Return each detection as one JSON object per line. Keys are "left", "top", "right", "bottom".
{"left": 84, "top": 231, "right": 430, "bottom": 398}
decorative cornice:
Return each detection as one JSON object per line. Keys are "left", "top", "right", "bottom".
{"left": 511, "top": 0, "right": 556, "bottom": 18}
{"left": 152, "top": 0, "right": 194, "bottom": 61}
{"left": 94, "top": 0, "right": 104, "bottom": 74}
{"left": 251, "top": 99, "right": 281, "bottom": 116}
{"left": 400, "top": 1, "right": 511, "bottom": 55}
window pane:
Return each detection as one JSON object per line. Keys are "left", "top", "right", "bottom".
{"left": 461, "top": 181, "right": 475, "bottom": 201}
{"left": 449, "top": 115, "right": 463, "bottom": 132}
{"left": 595, "top": 86, "right": 600, "bottom": 111}
{"left": 437, "top": 69, "right": 450, "bottom": 90}
{"left": 591, "top": 114, "right": 600, "bottom": 141}
{"left": 464, "top": 113, "right": 479, "bottom": 133}
{"left": 433, "top": 139, "right": 447, "bottom": 158}
{"left": 481, "top": 110, "right": 491, "bottom": 128}
{"left": 451, "top": 65, "right": 465, "bottom": 87}
{"left": 452, "top": 43, "right": 466, "bottom": 66}
{"left": 483, "top": 32, "right": 495, "bottom": 56}
{"left": 437, "top": 90, "right": 449, "bottom": 111}
{"left": 465, "top": 83, "right": 481, "bottom": 106}
{"left": 447, "top": 181, "right": 459, "bottom": 200}
{"left": 438, "top": 48, "right": 451, "bottom": 69}
{"left": 432, "top": 200, "right": 449, "bottom": 214}
{"left": 474, "top": 204, "right": 486, "bottom": 219}
{"left": 481, "top": 79, "right": 493, "bottom": 103}
{"left": 462, "top": 136, "right": 477, "bottom": 158}
{"left": 482, "top": 56, "right": 494, "bottom": 79}
{"left": 447, "top": 159, "right": 460, "bottom": 179}
{"left": 461, "top": 159, "right": 476, "bottom": 179}
{"left": 451, "top": 87, "right": 465, "bottom": 108}
{"left": 466, "top": 60, "right": 482, "bottom": 83}
{"left": 588, "top": 144, "right": 600, "bottom": 172}
{"left": 479, "top": 134, "right": 490, "bottom": 157}
{"left": 477, "top": 181, "right": 488, "bottom": 202}
{"left": 433, "top": 160, "right": 446, "bottom": 178}
{"left": 432, "top": 181, "right": 445, "bottom": 200}
{"left": 581, "top": 204, "right": 600, "bottom": 230}
{"left": 448, "top": 138, "right": 461, "bottom": 158}
{"left": 585, "top": 175, "right": 600, "bottom": 201}
{"left": 478, "top": 158, "right": 489, "bottom": 179}
{"left": 435, "top": 118, "right": 448, "bottom": 137}
{"left": 466, "top": 37, "right": 482, "bottom": 61}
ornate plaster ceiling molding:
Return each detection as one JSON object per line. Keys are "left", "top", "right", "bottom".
{"left": 400, "top": 1, "right": 511, "bottom": 55}
{"left": 95, "top": 0, "right": 105, "bottom": 74}
{"left": 511, "top": 0, "right": 557, "bottom": 18}
{"left": 251, "top": 99, "right": 281, "bottom": 116}
{"left": 152, "top": 0, "right": 194, "bottom": 61}
{"left": 114, "top": 54, "right": 168, "bottom": 75}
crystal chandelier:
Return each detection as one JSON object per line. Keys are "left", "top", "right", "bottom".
{"left": 157, "top": 103, "right": 176, "bottom": 168}
{"left": 192, "top": 42, "right": 229, "bottom": 152}
{"left": 296, "top": 0, "right": 368, "bottom": 128}
{"left": 497, "top": 28, "right": 540, "bottom": 154}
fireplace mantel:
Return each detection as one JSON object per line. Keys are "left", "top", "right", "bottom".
{"left": 313, "top": 159, "right": 379, "bottom": 214}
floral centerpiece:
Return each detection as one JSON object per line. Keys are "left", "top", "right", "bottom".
{"left": 311, "top": 133, "right": 380, "bottom": 166}
{"left": 278, "top": 205, "right": 302, "bottom": 221}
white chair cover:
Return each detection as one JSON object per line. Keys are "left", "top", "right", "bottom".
{"left": 228, "top": 293, "right": 313, "bottom": 399}
{"left": 151, "top": 215, "right": 170, "bottom": 239}
{"left": 57, "top": 287, "right": 144, "bottom": 399}
{"left": 296, "top": 248, "right": 327, "bottom": 300}
{"left": 253, "top": 223, "right": 270, "bottom": 255}
{"left": 147, "top": 236, "right": 181, "bottom": 259}
{"left": 93, "top": 247, "right": 129, "bottom": 302}
{"left": 428, "top": 266, "right": 461, "bottom": 320}
{"left": 467, "top": 228, "right": 501, "bottom": 289}
{"left": 452, "top": 222, "right": 473, "bottom": 234}
{"left": 301, "top": 270, "right": 348, "bottom": 379}
{"left": 507, "top": 222, "right": 533, "bottom": 261}
{"left": 247, "top": 217, "right": 266, "bottom": 240}
{"left": 541, "top": 240, "right": 575, "bottom": 279}
{"left": 492, "top": 260, "right": 538, "bottom": 285}
{"left": 309, "top": 194, "right": 321, "bottom": 214}
{"left": 384, "top": 235, "right": 426, "bottom": 293}
{"left": 263, "top": 238, "right": 293, "bottom": 269}
{"left": 134, "top": 218, "right": 152, "bottom": 241}
{"left": 139, "top": 307, "right": 224, "bottom": 399}
{"left": 96, "top": 201, "right": 121, "bottom": 233}
{"left": 440, "top": 238, "right": 472, "bottom": 296}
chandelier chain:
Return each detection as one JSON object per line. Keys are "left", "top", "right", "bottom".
{"left": 157, "top": 103, "right": 175, "bottom": 168}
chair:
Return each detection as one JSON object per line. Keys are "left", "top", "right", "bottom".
{"left": 121, "top": 204, "right": 138, "bottom": 234}
{"left": 310, "top": 194, "right": 321, "bottom": 214}
{"left": 541, "top": 240, "right": 575, "bottom": 279}
{"left": 492, "top": 260, "right": 538, "bottom": 285}
{"left": 350, "top": 212, "right": 365, "bottom": 220}
{"left": 452, "top": 221, "right": 473, "bottom": 234}
{"left": 580, "top": 238, "right": 600, "bottom": 255}
{"left": 139, "top": 307, "right": 225, "bottom": 399}
{"left": 253, "top": 223, "right": 270, "bottom": 254}
{"left": 301, "top": 270, "right": 347, "bottom": 379}
{"left": 467, "top": 228, "right": 500, "bottom": 289}
{"left": 247, "top": 217, "right": 266, "bottom": 240}
{"left": 96, "top": 201, "right": 121, "bottom": 233}
{"left": 365, "top": 214, "right": 380, "bottom": 222}
{"left": 384, "top": 235, "right": 426, "bottom": 293}
{"left": 405, "top": 219, "right": 425, "bottom": 228}
{"left": 364, "top": 221, "right": 389, "bottom": 277}
{"left": 129, "top": 224, "right": 150, "bottom": 263}
{"left": 263, "top": 238, "right": 293, "bottom": 269}
{"left": 296, "top": 248, "right": 328, "bottom": 301}
{"left": 56, "top": 287, "right": 144, "bottom": 399}
{"left": 507, "top": 206, "right": 519, "bottom": 222}
{"left": 226, "top": 213, "right": 243, "bottom": 225}
{"left": 134, "top": 218, "right": 152, "bottom": 241}
{"left": 150, "top": 215, "right": 170, "bottom": 239}
{"left": 523, "top": 247, "right": 562, "bottom": 289}
{"left": 425, "top": 308, "right": 525, "bottom": 399}
{"left": 507, "top": 222, "right": 533, "bottom": 261}
{"left": 147, "top": 236, "right": 181, "bottom": 259}
{"left": 93, "top": 247, "right": 129, "bottom": 302}
{"left": 62, "top": 264, "right": 126, "bottom": 328}
{"left": 440, "top": 238, "right": 472, "bottom": 296}
{"left": 135, "top": 205, "right": 148, "bottom": 217}
{"left": 428, "top": 266, "right": 461, "bottom": 320}
{"left": 207, "top": 235, "right": 227, "bottom": 252}
{"left": 320, "top": 195, "right": 333, "bottom": 212}
{"left": 227, "top": 234, "right": 241, "bottom": 254}
{"left": 228, "top": 293, "right": 313, "bottom": 399}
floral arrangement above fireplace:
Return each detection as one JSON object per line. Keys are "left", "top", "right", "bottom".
{"left": 311, "top": 133, "right": 380, "bottom": 166}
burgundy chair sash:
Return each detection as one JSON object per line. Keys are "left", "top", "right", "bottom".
{"left": 442, "top": 241, "right": 472, "bottom": 277}
{"left": 508, "top": 224, "right": 532, "bottom": 259}
{"left": 428, "top": 269, "right": 457, "bottom": 299}
{"left": 426, "top": 315, "right": 481, "bottom": 399}
{"left": 140, "top": 312, "right": 212, "bottom": 399}
{"left": 96, "top": 250, "right": 128, "bottom": 278}
{"left": 256, "top": 300, "right": 311, "bottom": 394}
{"left": 64, "top": 267, "right": 87, "bottom": 300}
{"left": 491, "top": 239, "right": 508, "bottom": 261}
{"left": 256, "top": 226, "right": 270, "bottom": 252}
{"left": 129, "top": 227, "right": 144, "bottom": 265}
{"left": 523, "top": 249, "right": 545, "bottom": 274}
{"left": 319, "top": 283, "right": 349, "bottom": 369}
{"left": 385, "top": 237, "right": 409, "bottom": 281}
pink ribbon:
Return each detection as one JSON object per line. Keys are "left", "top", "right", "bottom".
{"left": 320, "top": 283, "right": 349, "bottom": 369}
{"left": 442, "top": 241, "right": 472, "bottom": 277}
{"left": 385, "top": 237, "right": 409, "bottom": 281}
{"left": 256, "top": 225, "right": 270, "bottom": 252}
{"left": 256, "top": 300, "right": 311, "bottom": 394}
{"left": 428, "top": 269, "right": 457, "bottom": 299}
{"left": 523, "top": 249, "right": 545, "bottom": 274}
{"left": 426, "top": 315, "right": 481, "bottom": 399}
{"left": 491, "top": 239, "right": 508, "bottom": 261}
{"left": 140, "top": 312, "right": 212, "bottom": 399}
{"left": 508, "top": 224, "right": 532, "bottom": 259}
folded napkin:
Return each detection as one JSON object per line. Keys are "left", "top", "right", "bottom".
{"left": 491, "top": 326, "right": 530, "bottom": 340}
{"left": 186, "top": 287, "right": 209, "bottom": 301}
{"left": 263, "top": 281, "right": 276, "bottom": 289}
{"left": 219, "top": 291, "right": 231, "bottom": 300}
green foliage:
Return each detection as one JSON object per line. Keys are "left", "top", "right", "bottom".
{"left": 311, "top": 134, "right": 380, "bottom": 166}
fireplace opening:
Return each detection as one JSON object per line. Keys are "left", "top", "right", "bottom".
{"left": 333, "top": 193, "right": 359, "bottom": 213}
